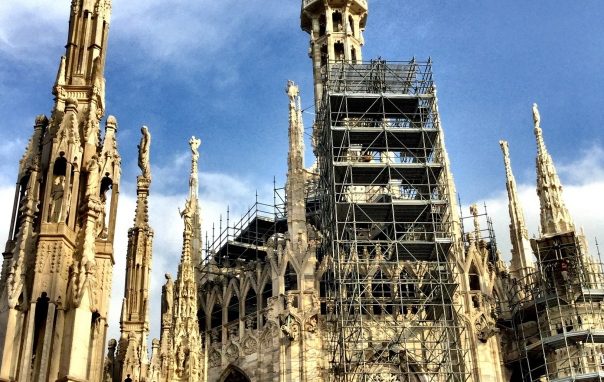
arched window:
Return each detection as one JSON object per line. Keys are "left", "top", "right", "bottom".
{"left": 469, "top": 265, "right": 480, "bottom": 291}
{"left": 348, "top": 15, "right": 355, "bottom": 36}
{"left": 52, "top": 152, "right": 67, "bottom": 177}
{"left": 198, "top": 307, "right": 207, "bottom": 332}
{"left": 319, "top": 271, "right": 331, "bottom": 315}
{"left": 244, "top": 288, "right": 257, "bottom": 329}
{"left": 260, "top": 280, "right": 272, "bottom": 327}
{"left": 319, "top": 14, "right": 326, "bottom": 36}
{"left": 210, "top": 300, "right": 222, "bottom": 329}
{"left": 284, "top": 263, "right": 298, "bottom": 291}
{"left": 351, "top": 47, "right": 357, "bottom": 65}
{"left": 221, "top": 366, "right": 251, "bottom": 382}
{"left": 227, "top": 291, "right": 239, "bottom": 323}
{"left": 320, "top": 45, "right": 328, "bottom": 67}
{"left": 334, "top": 42, "right": 345, "bottom": 61}
{"left": 332, "top": 11, "right": 343, "bottom": 32}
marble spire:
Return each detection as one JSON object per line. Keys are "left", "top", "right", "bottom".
{"left": 500, "top": 140, "right": 534, "bottom": 280}
{"left": 286, "top": 81, "right": 308, "bottom": 253}
{"left": 533, "top": 103, "right": 574, "bottom": 236}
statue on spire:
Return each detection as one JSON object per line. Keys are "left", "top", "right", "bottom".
{"left": 532, "top": 103, "right": 540, "bottom": 128}
{"left": 189, "top": 136, "right": 201, "bottom": 198}
{"left": 138, "top": 126, "right": 151, "bottom": 179}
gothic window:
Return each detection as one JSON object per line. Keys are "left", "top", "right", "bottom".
{"left": 53, "top": 152, "right": 68, "bottom": 176}
{"left": 244, "top": 288, "right": 257, "bottom": 329}
{"left": 221, "top": 366, "right": 251, "bottom": 382}
{"left": 261, "top": 281, "right": 272, "bottom": 309}
{"left": 227, "top": 291, "right": 239, "bottom": 324}
{"left": 210, "top": 300, "right": 222, "bottom": 329}
{"left": 284, "top": 262, "right": 298, "bottom": 291}
{"left": 198, "top": 307, "right": 207, "bottom": 332}
{"left": 320, "top": 45, "right": 328, "bottom": 67}
{"left": 32, "top": 293, "right": 50, "bottom": 376}
{"left": 334, "top": 42, "right": 345, "bottom": 61}
{"left": 320, "top": 271, "right": 331, "bottom": 314}
{"left": 332, "top": 11, "right": 343, "bottom": 32}
{"left": 351, "top": 47, "right": 357, "bottom": 64}
{"left": 469, "top": 265, "right": 480, "bottom": 291}
{"left": 319, "top": 14, "right": 326, "bottom": 36}
{"left": 261, "top": 280, "right": 272, "bottom": 327}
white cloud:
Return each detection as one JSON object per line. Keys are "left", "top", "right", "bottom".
{"left": 0, "top": 1, "right": 67, "bottom": 61}
{"left": 0, "top": 0, "right": 295, "bottom": 70}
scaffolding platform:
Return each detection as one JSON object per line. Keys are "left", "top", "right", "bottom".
{"left": 317, "top": 59, "right": 470, "bottom": 382}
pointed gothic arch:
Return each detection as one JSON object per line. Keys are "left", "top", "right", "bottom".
{"left": 220, "top": 365, "right": 251, "bottom": 382}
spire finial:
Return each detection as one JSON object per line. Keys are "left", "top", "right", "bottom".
{"left": 286, "top": 80, "right": 307, "bottom": 253}
{"left": 533, "top": 103, "right": 548, "bottom": 159}
{"left": 532, "top": 104, "right": 575, "bottom": 236}
{"left": 469, "top": 204, "right": 481, "bottom": 241}
{"left": 188, "top": 136, "right": 201, "bottom": 199}
{"left": 499, "top": 140, "right": 533, "bottom": 280}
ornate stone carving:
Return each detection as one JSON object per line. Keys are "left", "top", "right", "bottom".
{"left": 225, "top": 343, "right": 239, "bottom": 362}
{"left": 241, "top": 335, "right": 258, "bottom": 356}
{"left": 137, "top": 126, "right": 151, "bottom": 180}
{"left": 209, "top": 350, "right": 221, "bottom": 368}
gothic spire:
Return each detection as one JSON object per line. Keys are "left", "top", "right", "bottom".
{"left": 533, "top": 103, "right": 574, "bottom": 236}
{"left": 117, "top": 126, "right": 153, "bottom": 382}
{"left": 500, "top": 140, "right": 534, "bottom": 280}
{"left": 286, "top": 81, "right": 307, "bottom": 252}
{"left": 176, "top": 137, "right": 202, "bottom": 305}
{"left": 163, "top": 137, "right": 203, "bottom": 380}
{"left": 134, "top": 126, "right": 151, "bottom": 226}
{"left": 64, "top": 0, "right": 112, "bottom": 86}
{"left": 186, "top": 136, "right": 202, "bottom": 270}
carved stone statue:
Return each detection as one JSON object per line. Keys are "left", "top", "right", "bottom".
{"left": 532, "top": 103, "right": 540, "bottom": 127}
{"left": 161, "top": 274, "right": 173, "bottom": 324}
{"left": 86, "top": 155, "right": 100, "bottom": 197}
{"left": 138, "top": 126, "right": 151, "bottom": 179}
{"left": 189, "top": 136, "right": 201, "bottom": 163}
{"left": 50, "top": 175, "right": 66, "bottom": 222}
{"left": 180, "top": 199, "right": 193, "bottom": 234}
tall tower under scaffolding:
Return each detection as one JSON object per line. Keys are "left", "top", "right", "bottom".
{"left": 302, "top": 1, "right": 470, "bottom": 380}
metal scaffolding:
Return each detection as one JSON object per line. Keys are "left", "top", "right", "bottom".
{"left": 198, "top": 186, "right": 285, "bottom": 335}
{"left": 204, "top": 186, "right": 286, "bottom": 266}
{"left": 316, "top": 59, "right": 470, "bottom": 381}
{"left": 509, "top": 232, "right": 604, "bottom": 381}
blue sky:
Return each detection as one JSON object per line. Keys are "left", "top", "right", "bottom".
{"left": 1, "top": 0, "right": 604, "bottom": 342}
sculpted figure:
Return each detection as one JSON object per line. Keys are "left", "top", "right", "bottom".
{"left": 86, "top": 155, "right": 100, "bottom": 197}
{"left": 50, "top": 175, "right": 66, "bottom": 222}
{"left": 180, "top": 200, "right": 194, "bottom": 234}
{"left": 138, "top": 126, "right": 151, "bottom": 179}
{"left": 189, "top": 136, "right": 201, "bottom": 163}
{"left": 161, "top": 274, "right": 173, "bottom": 323}
{"left": 97, "top": 172, "right": 113, "bottom": 238}
{"left": 532, "top": 103, "right": 540, "bottom": 127}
